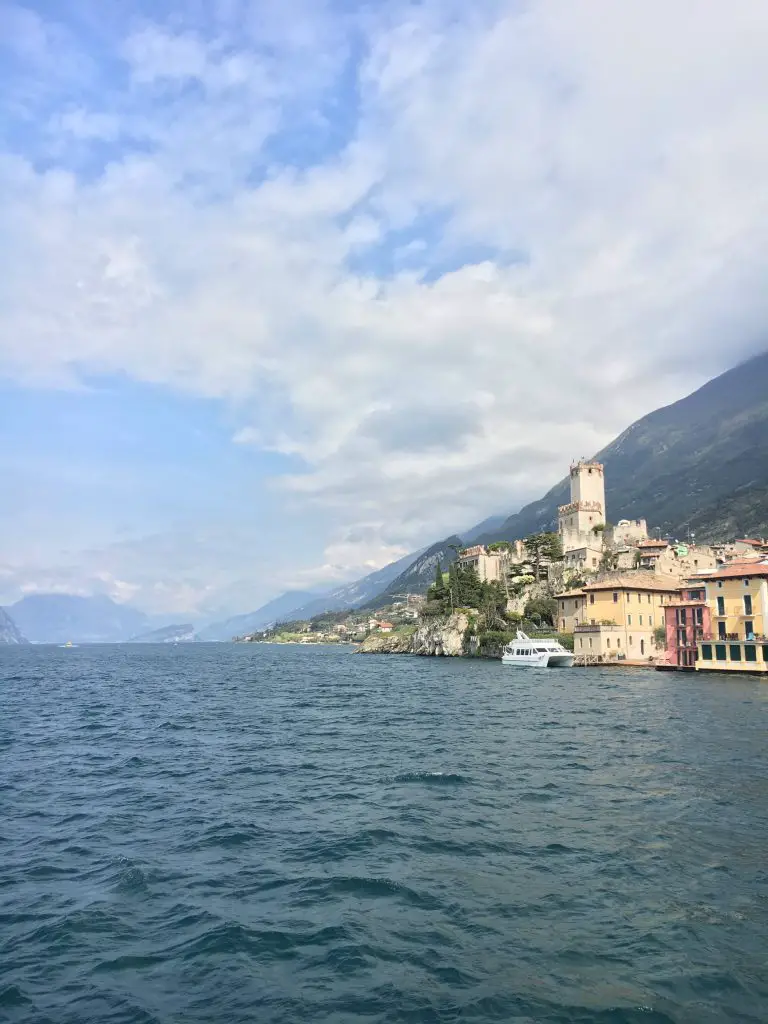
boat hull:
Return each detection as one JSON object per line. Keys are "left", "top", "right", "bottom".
{"left": 502, "top": 653, "right": 575, "bottom": 668}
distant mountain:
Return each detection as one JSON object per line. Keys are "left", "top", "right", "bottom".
{"left": 365, "top": 536, "right": 464, "bottom": 610}
{"left": 198, "top": 590, "right": 323, "bottom": 641}
{"left": 9, "top": 594, "right": 148, "bottom": 644}
{"left": 0, "top": 607, "right": 27, "bottom": 644}
{"left": 475, "top": 351, "right": 768, "bottom": 545}
{"left": 281, "top": 549, "right": 427, "bottom": 623}
{"left": 128, "top": 623, "right": 197, "bottom": 643}
{"left": 462, "top": 514, "right": 507, "bottom": 543}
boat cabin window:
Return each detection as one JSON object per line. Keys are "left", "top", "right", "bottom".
{"left": 536, "top": 648, "right": 548, "bottom": 653}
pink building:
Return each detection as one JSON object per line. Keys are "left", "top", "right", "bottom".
{"left": 663, "top": 585, "right": 711, "bottom": 669}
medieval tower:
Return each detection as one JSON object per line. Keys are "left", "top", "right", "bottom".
{"left": 558, "top": 461, "right": 606, "bottom": 554}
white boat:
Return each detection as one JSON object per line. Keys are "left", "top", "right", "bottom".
{"left": 501, "top": 630, "right": 574, "bottom": 668}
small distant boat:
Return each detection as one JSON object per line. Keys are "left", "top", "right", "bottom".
{"left": 502, "top": 630, "right": 574, "bottom": 668}
{"left": 60, "top": 640, "right": 77, "bottom": 648}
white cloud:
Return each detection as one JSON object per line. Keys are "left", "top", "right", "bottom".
{"left": 2, "top": 0, "right": 768, "bottom": 611}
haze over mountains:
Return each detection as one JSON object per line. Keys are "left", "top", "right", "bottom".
{"left": 2, "top": 354, "right": 766, "bottom": 644}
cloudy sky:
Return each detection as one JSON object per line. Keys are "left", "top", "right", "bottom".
{"left": 1, "top": 0, "right": 767, "bottom": 620}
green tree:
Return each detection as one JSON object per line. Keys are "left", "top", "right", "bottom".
{"left": 456, "top": 564, "right": 482, "bottom": 608}
{"left": 525, "top": 532, "right": 563, "bottom": 578}
{"left": 433, "top": 560, "right": 446, "bottom": 596}
{"left": 523, "top": 596, "right": 558, "bottom": 627}
{"left": 447, "top": 562, "right": 460, "bottom": 610}
{"left": 479, "top": 580, "right": 508, "bottom": 630}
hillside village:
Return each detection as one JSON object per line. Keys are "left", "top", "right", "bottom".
{"left": 240, "top": 457, "right": 768, "bottom": 675}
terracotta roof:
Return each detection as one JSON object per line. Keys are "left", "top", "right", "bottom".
{"left": 583, "top": 573, "right": 678, "bottom": 593}
{"left": 638, "top": 539, "right": 668, "bottom": 548}
{"left": 735, "top": 538, "right": 765, "bottom": 547}
{"left": 557, "top": 573, "right": 680, "bottom": 598}
{"left": 693, "top": 561, "right": 768, "bottom": 581}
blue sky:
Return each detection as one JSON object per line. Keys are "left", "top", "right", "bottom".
{"left": 1, "top": 0, "right": 767, "bottom": 619}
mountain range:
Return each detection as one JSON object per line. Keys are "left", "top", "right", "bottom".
{"left": 128, "top": 623, "right": 197, "bottom": 643}
{"left": 476, "top": 350, "right": 768, "bottom": 545}
{"left": 3, "top": 353, "right": 766, "bottom": 643}
{"left": 197, "top": 590, "right": 323, "bottom": 641}
{"left": 0, "top": 607, "right": 27, "bottom": 644}
{"left": 365, "top": 536, "right": 464, "bottom": 610}
{"left": 6, "top": 594, "right": 149, "bottom": 645}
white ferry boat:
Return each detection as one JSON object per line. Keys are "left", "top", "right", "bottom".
{"left": 501, "top": 630, "right": 574, "bottom": 668}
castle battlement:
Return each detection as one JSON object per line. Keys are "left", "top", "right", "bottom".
{"left": 558, "top": 500, "right": 604, "bottom": 516}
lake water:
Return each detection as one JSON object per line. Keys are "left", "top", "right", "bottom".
{"left": 2, "top": 644, "right": 767, "bottom": 1023}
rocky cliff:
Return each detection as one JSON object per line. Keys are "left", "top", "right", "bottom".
{"left": 0, "top": 607, "right": 27, "bottom": 644}
{"left": 411, "top": 612, "right": 470, "bottom": 657}
{"left": 357, "top": 631, "right": 415, "bottom": 654}
{"left": 357, "top": 614, "right": 471, "bottom": 656}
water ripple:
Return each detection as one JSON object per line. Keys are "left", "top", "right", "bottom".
{"left": 2, "top": 643, "right": 767, "bottom": 1023}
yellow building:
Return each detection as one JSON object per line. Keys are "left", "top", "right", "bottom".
{"left": 556, "top": 573, "right": 679, "bottom": 662}
{"left": 694, "top": 561, "right": 768, "bottom": 674}
{"left": 457, "top": 545, "right": 502, "bottom": 582}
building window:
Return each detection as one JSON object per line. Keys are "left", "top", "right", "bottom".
{"left": 677, "top": 629, "right": 687, "bottom": 647}
{"left": 607, "top": 637, "right": 611, "bottom": 647}
{"left": 744, "top": 579, "right": 750, "bottom": 586}
{"left": 648, "top": 594, "right": 651, "bottom": 604}
{"left": 627, "top": 593, "right": 631, "bottom": 603}
{"left": 745, "top": 621, "right": 754, "bottom": 639}
{"left": 745, "top": 645, "right": 757, "bottom": 663}
{"left": 763, "top": 645, "right": 768, "bottom": 662}
{"left": 718, "top": 581, "right": 723, "bottom": 588}
{"left": 718, "top": 622, "right": 727, "bottom": 640}
{"left": 561, "top": 619, "right": 566, "bottom": 631}
{"left": 579, "top": 639, "right": 583, "bottom": 649}
{"left": 640, "top": 639, "right": 645, "bottom": 656}
{"left": 695, "top": 608, "right": 703, "bottom": 626}
{"left": 639, "top": 615, "right": 643, "bottom": 626}
{"left": 649, "top": 615, "right": 653, "bottom": 627}
{"left": 589, "top": 638, "right": 593, "bottom": 649}
{"left": 617, "top": 638, "right": 621, "bottom": 647}
{"left": 715, "top": 644, "right": 727, "bottom": 661}
{"left": 628, "top": 615, "right": 632, "bottom": 625}
{"left": 590, "top": 594, "right": 594, "bottom": 604}
{"left": 629, "top": 636, "right": 633, "bottom": 645}
{"left": 744, "top": 595, "right": 753, "bottom": 615}
{"left": 613, "top": 593, "right": 618, "bottom": 603}
{"left": 717, "top": 596, "right": 725, "bottom": 616}
{"left": 701, "top": 644, "right": 713, "bottom": 660}
{"left": 730, "top": 644, "right": 742, "bottom": 662}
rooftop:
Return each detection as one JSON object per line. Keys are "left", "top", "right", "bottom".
{"left": 692, "top": 560, "right": 768, "bottom": 581}
{"left": 584, "top": 573, "right": 679, "bottom": 594}
{"left": 555, "top": 572, "right": 678, "bottom": 598}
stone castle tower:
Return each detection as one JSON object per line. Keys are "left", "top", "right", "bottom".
{"left": 558, "top": 461, "right": 606, "bottom": 553}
